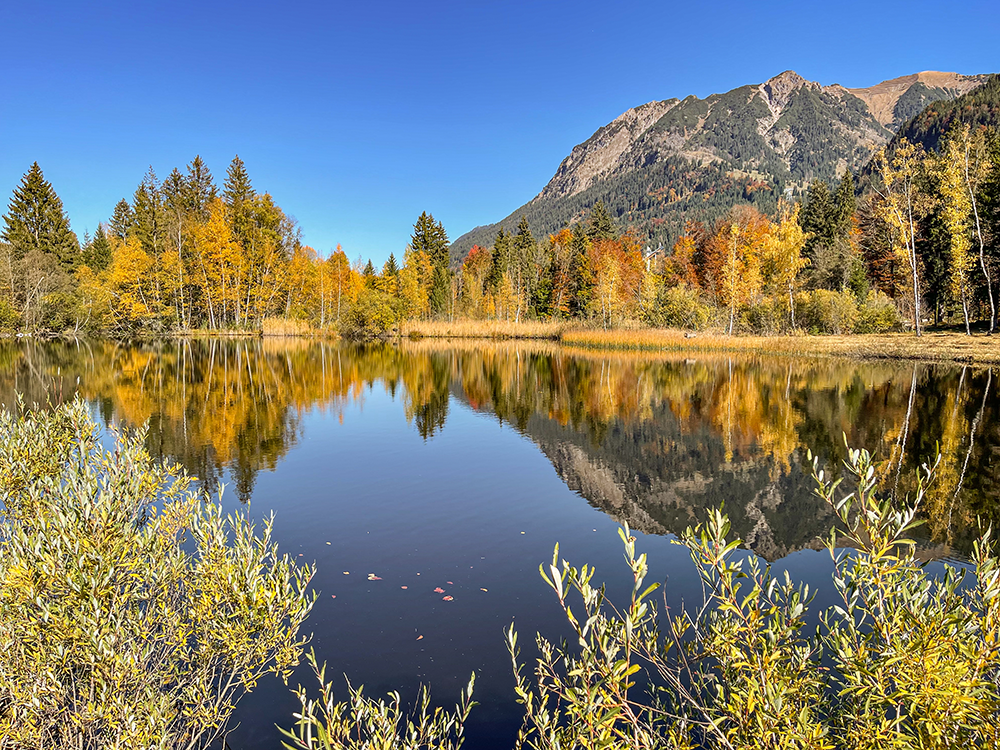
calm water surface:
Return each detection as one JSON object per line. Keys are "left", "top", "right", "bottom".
{"left": 1, "top": 339, "right": 997, "bottom": 748}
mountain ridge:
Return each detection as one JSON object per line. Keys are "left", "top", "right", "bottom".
{"left": 451, "top": 70, "right": 989, "bottom": 262}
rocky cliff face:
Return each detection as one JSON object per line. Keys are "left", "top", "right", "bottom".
{"left": 451, "top": 70, "right": 988, "bottom": 260}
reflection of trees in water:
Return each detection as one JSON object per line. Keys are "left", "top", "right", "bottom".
{"left": 0, "top": 339, "right": 996, "bottom": 554}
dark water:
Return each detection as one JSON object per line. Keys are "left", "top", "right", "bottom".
{"left": 1, "top": 338, "right": 997, "bottom": 748}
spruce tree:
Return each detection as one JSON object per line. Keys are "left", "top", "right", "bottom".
{"left": 799, "top": 179, "right": 835, "bottom": 257}
{"left": 185, "top": 156, "right": 217, "bottom": 219}
{"left": 411, "top": 212, "right": 450, "bottom": 315}
{"left": 110, "top": 199, "right": 134, "bottom": 240}
{"left": 489, "top": 227, "right": 512, "bottom": 292}
{"left": 1, "top": 162, "right": 80, "bottom": 270}
{"left": 132, "top": 167, "right": 163, "bottom": 256}
{"left": 224, "top": 156, "right": 255, "bottom": 248}
{"left": 383, "top": 252, "right": 399, "bottom": 277}
{"left": 569, "top": 223, "right": 593, "bottom": 316}
{"left": 586, "top": 200, "right": 616, "bottom": 242}
{"left": 85, "top": 224, "right": 112, "bottom": 271}
{"left": 834, "top": 172, "right": 857, "bottom": 236}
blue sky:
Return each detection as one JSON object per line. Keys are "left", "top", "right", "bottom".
{"left": 1, "top": 0, "right": 997, "bottom": 265}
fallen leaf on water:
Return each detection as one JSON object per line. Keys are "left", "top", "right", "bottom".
{"left": 331, "top": 595, "right": 336, "bottom": 599}
{"left": 433, "top": 587, "right": 445, "bottom": 593}
{"left": 367, "top": 573, "right": 382, "bottom": 581}
{"left": 343, "top": 571, "right": 350, "bottom": 575}
{"left": 442, "top": 595, "right": 454, "bottom": 601}
{"left": 416, "top": 635, "right": 423, "bottom": 641}
{"left": 326, "top": 541, "right": 331, "bottom": 545}
{"left": 447, "top": 581, "right": 454, "bottom": 585}
{"left": 480, "top": 588, "right": 488, "bottom": 592}
{"left": 400, "top": 585, "right": 408, "bottom": 590}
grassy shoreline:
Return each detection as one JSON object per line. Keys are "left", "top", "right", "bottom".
{"left": 401, "top": 319, "right": 1000, "bottom": 365}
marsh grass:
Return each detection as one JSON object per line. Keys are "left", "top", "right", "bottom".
{"left": 401, "top": 319, "right": 570, "bottom": 340}
{"left": 262, "top": 317, "right": 327, "bottom": 337}
{"left": 561, "top": 327, "right": 1000, "bottom": 365}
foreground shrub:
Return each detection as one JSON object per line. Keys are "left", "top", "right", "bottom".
{"left": 0, "top": 399, "right": 316, "bottom": 750}
{"left": 341, "top": 287, "right": 399, "bottom": 339}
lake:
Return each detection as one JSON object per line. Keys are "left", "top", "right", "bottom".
{"left": 1, "top": 338, "right": 996, "bottom": 748}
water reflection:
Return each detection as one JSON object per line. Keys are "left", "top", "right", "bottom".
{"left": 0, "top": 338, "right": 996, "bottom": 558}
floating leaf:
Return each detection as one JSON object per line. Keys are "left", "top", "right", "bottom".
{"left": 400, "top": 585, "right": 408, "bottom": 590}
{"left": 367, "top": 573, "right": 382, "bottom": 581}
{"left": 331, "top": 595, "right": 336, "bottom": 599}
{"left": 442, "top": 595, "right": 454, "bottom": 601}
{"left": 447, "top": 581, "right": 454, "bottom": 585}
{"left": 433, "top": 587, "right": 445, "bottom": 593}
{"left": 480, "top": 588, "right": 488, "bottom": 592}
{"left": 416, "top": 635, "right": 423, "bottom": 640}
{"left": 343, "top": 571, "right": 349, "bottom": 575}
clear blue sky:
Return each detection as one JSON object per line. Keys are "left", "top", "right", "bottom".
{"left": 1, "top": 0, "right": 997, "bottom": 265}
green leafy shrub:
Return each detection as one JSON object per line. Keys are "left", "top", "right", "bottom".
{"left": 797, "top": 289, "right": 859, "bottom": 334}
{"left": 341, "top": 287, "right": 400, "bottom": 339}
{"left": 0, "top": 399, "right": 316, "bottom": 749}
{"left": 280, "top": 652, "right": 475, "bottom": 750}
{"left": 0, "top": 299, "right": 20, "bottom": 333}
{"left": 648, "top": 285, "right": 713, "bottom": 331}
{"left": 853, "top": 292, "right": 902, "bottom": 333}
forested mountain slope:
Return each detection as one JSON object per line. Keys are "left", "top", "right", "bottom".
{"left": 452, "top": 71, "right": 987, "bottom": 261}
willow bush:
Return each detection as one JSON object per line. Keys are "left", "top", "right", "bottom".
{"left": 0, "top": 399, "right": 316, "bottom": 750}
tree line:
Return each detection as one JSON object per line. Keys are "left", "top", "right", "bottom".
{"left": 3, "top": 122, "right": 1000, "bottom": 337}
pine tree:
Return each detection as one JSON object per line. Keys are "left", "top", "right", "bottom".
{"left": 185, "top": 156, "right": 217, "bottom": 219}
{"left": 132, "top": 167, "right": 163, "bottom": 256}
{"left": 569, "top": 223, "right": 593, "bottom": 316}
{"left": 834, "top": 172, "right": 857, "bottom": 236}
{"left": 1, "top": 162, "right": 80, "bottom": 270}
{"left": 489, "top": 228, "right": 511, "bottom": 293}
{"left": 110, "top": 199, "right": 134, "bottom": 240}
{"left": 411, "top": 212, "right": 450, "bottom": 315}
{"left": 224, "top": 156, "right": 255, "bottom": 249}
{"left": 587, "top": 200, "right": 616, "bottom": 241}
{"left": 383, "top": 252, "right": 399, "bottom": 277}
{"left": 85, "top": 224, "right": 112, "bottom": 271}
{"left": 799, "top": 179, "right": 835, "bottom": 257}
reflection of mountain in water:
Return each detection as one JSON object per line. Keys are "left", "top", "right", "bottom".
{"left": 1, "top": 339, "right": 997, "bottom": 558}
{"left": 520, "top": 410, "right": 831, "bottom": 561}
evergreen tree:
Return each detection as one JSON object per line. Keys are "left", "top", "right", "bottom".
{"left": 363, "top": 259, "right": 376, "bottom": 284}
{"left": 132, "top": 167, "right": 163, "bottom": 256}
{"left": 1, "top": 162, "right": 80, "bottom": 270}
{"left": 587, "top": 200, "right": 616, "bottom": 241}
{"left": 411, "top": 212, "right": 450, "bottom": 315}
{"left": 489, "top": 228, "right": 511, "bottom": 293}
{"left": 383, "top": 252, "right": 399, "bottom": 277}
{"left": 569, "top": 223, "right": 593, "bottom": 316}
{"left": 110, "top": 199, "right": 134, "bottom": 240}
{"left": 834, "top": 171, "right": 857, "bottom": 235}
{"left": 185, "top": 156, "right": 217, "bottom": 219}
{"left": 224, "top": 156, "right": 255, "bottom": 248}
{"left": 85, "top": 224, "right": 112, "bottom": 271}
{"left": 799, "top": 179, "right": 835, "bottom": 257}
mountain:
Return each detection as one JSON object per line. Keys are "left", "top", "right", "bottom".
{"left": 451, "top": 71, "right": 988, "bottom": 262}
{"left": 880, "top": 73, "right": 1000, "bottom": 156}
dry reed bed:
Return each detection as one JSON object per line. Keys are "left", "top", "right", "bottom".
{"left": 561, "top": 328, "right": 1000, "bottom": 365}
{"left": 402, "top": 319, "right": 570, "bottom": 340}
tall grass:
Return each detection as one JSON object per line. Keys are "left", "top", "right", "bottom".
{"left": 402, "top": 319, "right": 571, "bottom": 340}
{"left": 561, "top": 328, "right": 1000, "bottom": 364}
{"left": 262, "top": 317, "right": 329, "bottom": 337}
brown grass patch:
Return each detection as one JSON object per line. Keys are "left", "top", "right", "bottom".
{"left": 261, "top": 317, "right": 330, "bottom": 338}
{"left": 560, "top": 328, "right": 1000, "bottom": 365}
{"left": 402, "top": 319, "right": 571, "bottom": 340}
